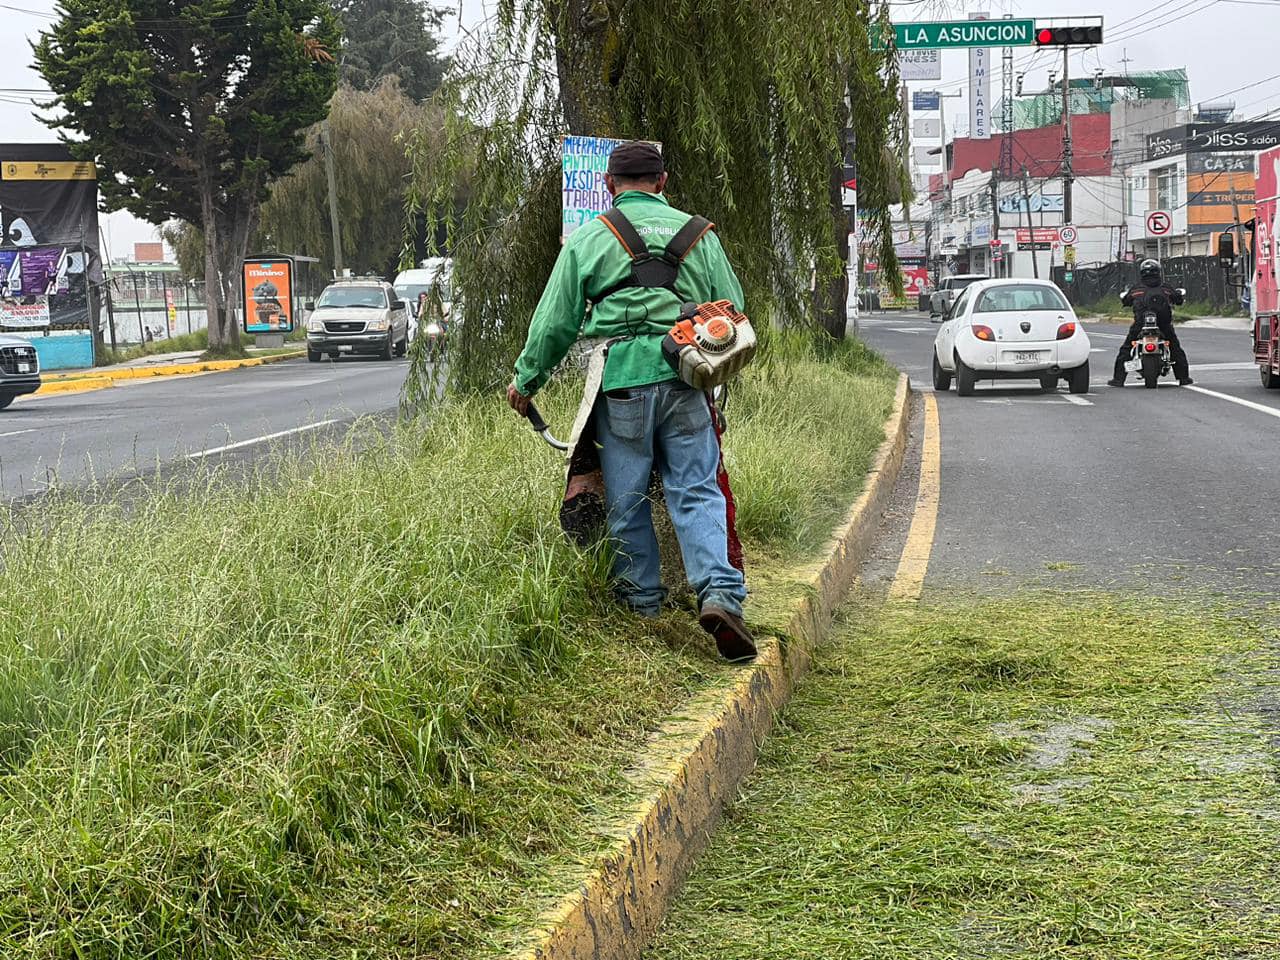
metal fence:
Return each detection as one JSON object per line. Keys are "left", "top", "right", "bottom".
{"left": 1051, "top": 256, "right": 1240, "bottom": 309}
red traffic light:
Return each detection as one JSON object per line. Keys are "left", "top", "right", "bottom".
{"left": 1035, "top": 25, "right": 1103, "bottom": 45}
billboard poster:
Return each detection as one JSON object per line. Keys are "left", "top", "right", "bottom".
{"left": 0, "top": 295, "right": 49, "bottom": 328}
{"left": 898, "top": 48, "right": 942, "bottom": 81}
{"left": 0, "top": 144, "right": 101, "bottom": 331}
{"left": 1147, "top": 121, "right": 1280, "bottom": 161}
{"left": 20, "top": 246, "right": 65, "bottom": 295}
{"left": 561, "top": 136, "right": 664, "bottom": 240}
{"left": 242, "top": 258, "right": 294, "bottom": 333}
{"left": 1186, "top": 153, "right": 1255, "bottom": 233}
{"left": 0, "top": 250, "right": 18, "bottom": 296}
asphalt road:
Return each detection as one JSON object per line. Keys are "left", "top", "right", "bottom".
{"left": 0, "top": 355, "right": 409, "bottom": 501}
{"left": 857, "top": 311, "right": 1280, "bottom": 594}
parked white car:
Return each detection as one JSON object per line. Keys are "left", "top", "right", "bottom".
{"left": 932, "top": 278, "right": 1091, "bottom": 396}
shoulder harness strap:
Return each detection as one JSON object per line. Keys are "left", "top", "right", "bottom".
{"left": 590, "top": 209, "right": 718, "bottom": 307}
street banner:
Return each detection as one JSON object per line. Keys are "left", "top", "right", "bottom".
{"left": 561, "top": 136, "right": 663, "bottom": 240}
{"left": 0, "top": 143, "right": 102, "bottom": 331}
{"left": 898, "top": 48, "right": 942, "bottom": 80}
{"left": 166, "top": 289, "right": 177, "bottom": 335}
{"left": 968, "top": 13, "right": 991, "bottom": 141}
{"left": 913, "top": 119, "right": 941, "bottom": 139}
{"left": 1016, "top": 226, "right": 1059, "bottom": 250}
{"left": 242, "top": 258, "right": 294, "bottom": 333}
{"left": 0, "top": 295, "right": 50, "bottom": 328}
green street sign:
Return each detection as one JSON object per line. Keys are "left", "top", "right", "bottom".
{"left": 873, "top": 19, "right": 1037, "bottom": 50}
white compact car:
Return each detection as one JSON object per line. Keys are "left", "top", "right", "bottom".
{"left": 932, "top": 278, "right": 1091, "bottom": 396}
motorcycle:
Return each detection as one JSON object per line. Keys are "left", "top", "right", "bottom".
{"left": 422, "top": 320, "right": 447, "bottom": 361}
{"left": 1126, "top": 310, "right": 1171, "bottom": 389}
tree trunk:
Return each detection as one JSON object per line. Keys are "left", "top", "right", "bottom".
{"left": 813, "top": 146, "right": 850, "bottom": 341}
{"left": 551, "top": 0, "right": 617, "bottom": 134}
{"left": 199, "top": 184, "right": 258, "bottom": 355}
{"left": 814, "top": 81, "right": 852, "bottom": 341}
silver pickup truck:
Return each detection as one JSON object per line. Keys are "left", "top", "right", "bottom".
{"left": 929, "top": 274, "right": 987, "bottom": 320}
{"left": 0, "top": 333, "right": 40, "bottom": 410}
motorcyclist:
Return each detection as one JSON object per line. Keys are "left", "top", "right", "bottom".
{"left": 1108, "top": 258, "right": 1192, "bottom": 387}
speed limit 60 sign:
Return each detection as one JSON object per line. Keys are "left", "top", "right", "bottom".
{"left": 1146, "top": 210, "right": 1172, "bottom": 236}
{"left": 1059, "top": 225, "right": 1077, "bottom": 244}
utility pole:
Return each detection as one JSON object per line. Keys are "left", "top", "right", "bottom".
{"left": 990, "top": 167, "right": 1001, "bottom": 278}
{"left": 321, "top": 119, "right": 343, "bottom": 275}
{"left": 1022, "top": 165, "right": 1039, "bottom": 279}
{"left": 1061, "top": 47, "right": 1073, "bottom": 225}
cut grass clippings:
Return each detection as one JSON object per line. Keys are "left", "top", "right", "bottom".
{"left": 646, "top": 595, "right": 1280, "bottom": 960}
{"left": 0, "top": 334, "right": 896, "bottom": 958}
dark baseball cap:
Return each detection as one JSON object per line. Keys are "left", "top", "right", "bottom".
{"left": 606, "top": 141, "right": 664, "bottom": 177}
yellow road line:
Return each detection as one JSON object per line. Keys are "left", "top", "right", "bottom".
{"left": 888, "top": 391, "right": 941, "bottom": 601}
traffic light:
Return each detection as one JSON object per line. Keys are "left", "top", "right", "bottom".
{"left": 1035, "top": 25, "right": 1103, "bottom": 46}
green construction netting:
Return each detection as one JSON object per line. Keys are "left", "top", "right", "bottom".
{"left": 995, "top": 70, "right": 1189, "bottom": 131}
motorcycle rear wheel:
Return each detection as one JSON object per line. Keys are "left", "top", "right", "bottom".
{"left": 1141, "top": 354, "right": 1161, "bottom": 389}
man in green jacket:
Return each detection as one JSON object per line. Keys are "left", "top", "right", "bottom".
{"left": 507, "top": 141, "right": 755, "bottom": 661}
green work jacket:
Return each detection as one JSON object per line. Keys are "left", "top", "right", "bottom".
{"left": 512, "top": 190, "right": 745, "bottom": 396}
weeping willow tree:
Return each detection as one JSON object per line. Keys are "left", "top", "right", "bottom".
{"left": 403, "top": 0, "right": 909, "bottom": 399}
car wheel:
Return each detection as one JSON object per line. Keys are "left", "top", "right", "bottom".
{"left": 955, "top": 353, "right": 977, "bottom": 397}
{"left": 931, "top": 351, "right": 952, "bottom": 391}
{"left": 394, "top": 332, "right": 408, "bottom": 358}
{"left": 380, "top": 332, "right": 394, "bottom": 361}
{"left": 307, "top": 348, "right": 322, "bottom": 363}
{"left": 1066, "top": 361, "right": 1090, "bottom": 394}
{"left": 0, "top": 394, "right": 13, "bottom": 411}
{"left": 1039, "top": 373, "right": 1058, "bottom": 392}
{"left": 1261, "top": 366, "right": 1280, "bottom": 389}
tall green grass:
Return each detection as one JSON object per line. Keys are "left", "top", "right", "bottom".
{"left": 0, "top": 338, "right": 895, "bottom": 957}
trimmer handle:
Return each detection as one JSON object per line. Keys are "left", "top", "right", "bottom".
{"left": 524, "top": 401, "right": 569, "bottom": 451}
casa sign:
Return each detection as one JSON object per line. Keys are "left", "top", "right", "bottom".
{"left": 872, "top": 19, "right": 1036, "bottom": 50}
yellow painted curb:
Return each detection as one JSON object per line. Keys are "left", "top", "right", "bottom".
{"left": 34, "top": 350, "right": 304, "bottom": 396}
{"left": 30, "top": 376, "right": 117, "bottom": 396}
{"left": 516, "top": 373, "right": 915, "bottom": 960}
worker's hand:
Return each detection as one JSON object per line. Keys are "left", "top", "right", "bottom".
{"left": 507, "top": 383, "right": 531, "bottom": 417}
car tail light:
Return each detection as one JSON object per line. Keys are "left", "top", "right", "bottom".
{"left": 1056, "top": 322, "right": 1076, "bottom": 340}
{"left": 972, "top": 324, "right": 995, "bottom": 342}
{"left": 1144, "top": 342, "right": 1157, "bottom": 353}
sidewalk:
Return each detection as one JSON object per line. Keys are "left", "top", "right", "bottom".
{"left": 645, "top": 599, "right": 1280, "bottom": 958}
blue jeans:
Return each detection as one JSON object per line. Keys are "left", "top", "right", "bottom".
{"left": 597, "top": 379, "right": 747, "bottom": 618}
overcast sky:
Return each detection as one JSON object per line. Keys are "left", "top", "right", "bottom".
{"left": 0, "top": 0, "right": 1273, "bottom": 257}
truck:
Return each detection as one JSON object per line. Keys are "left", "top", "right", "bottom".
{"left": 1236, "top": 144, "right": 1280, "bottom": 387}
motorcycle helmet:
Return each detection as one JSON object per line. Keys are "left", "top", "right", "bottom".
{"left": 1139, "top": 258, "right": 1162, "bottom": 285}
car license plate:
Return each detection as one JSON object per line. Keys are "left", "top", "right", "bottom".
{"left": 1013, "top": 351, "right": 1042, "bottom": 364}
{"left": 338, "top": 344, "right": 353, "bottom": 352}
{"left": 17, "top": 363, "right": 30, "bottom": 373}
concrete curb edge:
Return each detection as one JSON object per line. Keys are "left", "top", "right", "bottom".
{"left": 518, "top": 372, "right": 915, "bottom": 960}
{"left": 35, "top": 350, "right": 304, "bottom": 396}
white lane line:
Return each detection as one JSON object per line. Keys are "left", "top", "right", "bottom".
{"left": 885, "top": 327, "right": 931, "bottom": 334}
{"left": 1090, "top": 348, "right": 1107, "bottom": 353}
{"left": 186, "top": 419, "right": 340, "bottom": 459}
{"left": 1188, "top": 362, "right": 1257, "bottom": 372}
{"left": 0, "top": 429, "right": 35, "bottom": 439}
{"left": 1090, "top": 332, "right": 1125, "bottom": 340}
{"left": 1185, "top": 385, "right": 1280, "bottom": 420}
{"left": 1063, "top": 394, "right": 1094, "bottom": 406}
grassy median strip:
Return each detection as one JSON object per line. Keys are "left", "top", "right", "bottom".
{"left": 0, "top": 336, "right": 894, "bottom": 958}
{"left": 647, "top": 596, "right": 1280, "bottom": 959}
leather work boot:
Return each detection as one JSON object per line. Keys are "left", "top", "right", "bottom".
{"left": 699, "top": 604, "right": 758, "bottom": 663}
